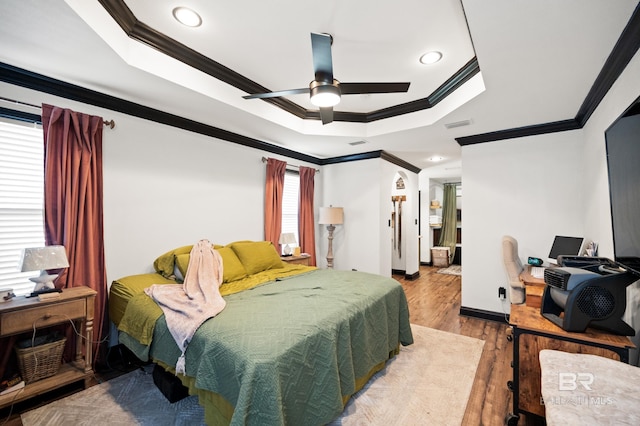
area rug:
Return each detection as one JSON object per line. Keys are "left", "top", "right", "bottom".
{"left": 437, "top": 264, "right": 462, "bottom": 276}
{"left": 21, "top": 324, "right": 484, "bottom": 426}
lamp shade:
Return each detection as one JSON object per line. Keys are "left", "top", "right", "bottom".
{"left": 20, "top": 246, "right": 69, "bottom": 272}
{"left": 279, "top": 233, "right": 297, "bottom": 245}
{"left": 319, "top": 207, "right": 344, "bottom": 225}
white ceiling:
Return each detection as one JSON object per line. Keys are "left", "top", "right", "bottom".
{"left": 0, "top": 0, "right": 638, "bottom": 173}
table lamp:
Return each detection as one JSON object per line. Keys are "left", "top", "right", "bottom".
{"left": 318, "top": 206, "right": 344, "bottom": 269}
{"left": 20, "top": 245, "right": 69, "bottom": 291}
{"left": 279, "top": 233, "right": 297, "bottom": 256}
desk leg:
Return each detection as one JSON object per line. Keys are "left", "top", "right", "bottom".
{"left": 505, "top": 329, "right": 520, "bottom": 425}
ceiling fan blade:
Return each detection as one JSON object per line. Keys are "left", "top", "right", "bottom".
{"left": 243, "top": 88, "right": 309, "bottom": 100}
{"left": 340, "top": 82, "right": 410, "bottom": 95}
{"left": 311, "top": 33, "right": 333, "bottom": 82}
{"left": 319, "top": 107, "right": 334, "bottom": 125}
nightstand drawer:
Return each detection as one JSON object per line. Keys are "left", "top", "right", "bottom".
{"left": 0, "top": 299, "right": 85, "bottom": 335}
{"left": 281, "top": 255, "right": 310, "bottom": 266}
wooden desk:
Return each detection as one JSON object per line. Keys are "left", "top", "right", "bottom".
{"left": 506, "top": 303, "right": 634, "bottom": 424}
{"left": 0, "top": 286, "right": 96, "bottom": 409}
{"left": 519, "top": 265, "right": 546, "bottom": 309}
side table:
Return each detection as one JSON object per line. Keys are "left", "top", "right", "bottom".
{"left": 0, "top": 286, "right": 97, "bottom": 409}
{"left": 281, "top": 254, "right": 311, "bottom": 266}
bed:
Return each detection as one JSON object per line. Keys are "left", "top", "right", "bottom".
{"left": 109, "top": 241, "right": 413, "bottom": 425}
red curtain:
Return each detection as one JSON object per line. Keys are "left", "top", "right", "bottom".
{"left": 298, "top": 166, "right": 317, "bottom": 266}
{"left": 42, "top": 104, "right": 107, "bottom": 364}
{"left": 264, "top": 158, "right": 287, "bottom": 250}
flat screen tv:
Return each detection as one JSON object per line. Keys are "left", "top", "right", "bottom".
{"left": 605, "top": 95, "right": 640, "bottom": 275}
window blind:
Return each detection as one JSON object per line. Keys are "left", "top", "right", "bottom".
{"left": 281, "top": 171, "right": 300, "bottom": 248}
{"left": 0, "top": 120, "right": 45, "bottom": 296}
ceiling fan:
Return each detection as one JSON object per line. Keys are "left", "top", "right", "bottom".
{"left": 243, "top": 33, "right": 411, "bottom": 125}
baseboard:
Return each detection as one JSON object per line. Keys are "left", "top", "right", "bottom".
{"left": 404, "top": 271, "right": 420, "bottom": 280}
{"left": 391, "top": 269, "right": 405, "bottom": 275}
{"left": 459, "top": 306, "right": 509, "bottom": 324}
{"left": 420, "top": 261, "right": 431, "bottom": 266}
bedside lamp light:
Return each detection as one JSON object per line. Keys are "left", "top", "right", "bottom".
{"left": 318, "top": 206, "right": 344, "bottom": 269}
{"left": 279, "top": 233, "right": 297, "bottom": 256}
{"left": 20, "top": 246, "right": 69, "bottom": 291}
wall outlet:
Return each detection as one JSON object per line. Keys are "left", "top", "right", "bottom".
{"left": 498, "top": 287, "right": 506, "bottom": 300}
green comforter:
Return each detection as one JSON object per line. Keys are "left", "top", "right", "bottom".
{"left": 122, "top": 269, "right": 413, "bottom": 425}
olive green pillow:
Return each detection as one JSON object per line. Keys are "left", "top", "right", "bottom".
{"left": 153, "top": 245, "right": 193, "bottom": 278}
{"left": 229, "top": 241, "right": 284, "bottom": 275}
{"left": 175, "top": 247, "right": 248, "bottom": 283}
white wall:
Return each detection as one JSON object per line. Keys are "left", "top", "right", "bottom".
{"left": 461, "top": 130, "right": 585, "bottom": 312}
{"left": 321, "top": 158, "right": 419, "bottom": 276}
{"left": 460, "top": 47, "right": 640, "bottom": 318}
{"left": 102, "top": 114, "right": 326, "bottom": 282}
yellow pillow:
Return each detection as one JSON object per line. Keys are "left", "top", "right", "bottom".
{"left": 154, "top": 243, "right": 223, "bottom": 278}
{"left": 153, "top": 245, "right": 193, "bottom": 278}
{"left": 229, "top": 241, "right": 284, "bottom": 275}
{"left": 217, "top": 247, "right": 248, "bottom": 282}
{"left": 175, "top": 248, "right": 248, "bottom": 283}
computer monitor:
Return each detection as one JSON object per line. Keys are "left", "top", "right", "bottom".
{"left": 547, "top": 236, "right": 586, "bottom": 265}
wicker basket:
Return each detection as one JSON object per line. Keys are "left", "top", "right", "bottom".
{"left": 15, "top": 337, "right": 66, "bottom": 384}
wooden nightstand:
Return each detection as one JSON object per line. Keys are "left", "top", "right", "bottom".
{"left": 0, "top": 286, "right": 97, "bottom": 409}
{"left": 281, "top": 254, "right": 311, "bottom": 266}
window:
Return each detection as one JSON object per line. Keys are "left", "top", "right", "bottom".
{"left": 281, "top": 171, "right": 300, "bottom": 250}
{"left": 0, "top": 119, "right": 45, "bottom": 296}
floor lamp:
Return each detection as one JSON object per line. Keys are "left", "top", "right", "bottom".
{"left": 319, "top": 206, "right": 344, "bottom": 269}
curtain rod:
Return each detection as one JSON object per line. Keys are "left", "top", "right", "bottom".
{"left": 261, "top": 157, "right": 319, "bottom": 173}
{"left": 0, "top": 96, "right": 115, "bottom": 129}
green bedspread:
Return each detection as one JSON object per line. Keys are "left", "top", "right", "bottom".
{"left": 120, "top": 269, "right": 413, "bottom": 425}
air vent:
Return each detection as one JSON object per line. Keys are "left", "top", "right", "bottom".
{"left": 444, "top": 119, "right": 472, "bottom": 129}
{"left": 348, "top": 140, "right": 367, "bottom": 146}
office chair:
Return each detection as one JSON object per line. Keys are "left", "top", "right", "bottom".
{"left": 502, "top": 235, "right": 525, "bottom": 304}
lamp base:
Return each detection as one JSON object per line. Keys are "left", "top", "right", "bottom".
{"left": 29, "top": 272, "right": 58, "bottom": 292}
{"left": 283, "top": 244, "right": 292, "bottom": 256}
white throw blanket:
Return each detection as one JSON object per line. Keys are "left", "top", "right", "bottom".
{"left": 145, "top": 239, "right": 226, "bottom": 374}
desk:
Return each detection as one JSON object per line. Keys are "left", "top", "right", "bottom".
{"left": 519, "top": 265, "right": 546, "bottom": 308}
{"left": 506, "top": 304, "right": 634, "bottom": 424}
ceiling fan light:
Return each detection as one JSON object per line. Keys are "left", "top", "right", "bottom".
{"left": 419, "top": 51, "right": 443, "bottom": 65}
{"left": 310, "top": 83, "right": 341, "bottom": 107}
{"left": 172, "top": 7, "right": 202, "bottom": 27}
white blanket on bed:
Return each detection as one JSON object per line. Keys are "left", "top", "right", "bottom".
{"left": 144, "top": 239, "right": 226, "bottom": 374}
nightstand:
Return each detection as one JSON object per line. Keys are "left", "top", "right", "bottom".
{"left": 281, "top": 254, "right": 311, "bottom": 266}
{"left": 0, "top": 286, "right": 97, "bottom": 409}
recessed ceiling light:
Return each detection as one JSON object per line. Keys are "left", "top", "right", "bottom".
{"left": 429, "top": 156, "right": 444, "bottom": 162}
{"left": 172, "top": 7, "right": 202, "bottom": 27}
{"left": 419, "top": 51, "right": 443, "bottom": 65}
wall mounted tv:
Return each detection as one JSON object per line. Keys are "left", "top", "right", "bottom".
{"left": 605, "top": 95, "right": 640, "bottom": 267}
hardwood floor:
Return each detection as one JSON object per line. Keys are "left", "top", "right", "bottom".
{"left": 394, "top": 265, "right": 518, "bottom": 426}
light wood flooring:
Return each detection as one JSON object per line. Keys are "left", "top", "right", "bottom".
{"left": 4, "top": 265, "right": 536, "bottom": 426}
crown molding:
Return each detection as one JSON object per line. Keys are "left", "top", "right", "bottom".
{"left": 457, "top": 2, "right": 640, "bottom": 146}
{"left": 0, "top": 62, "right": 420, "bottom": 171}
